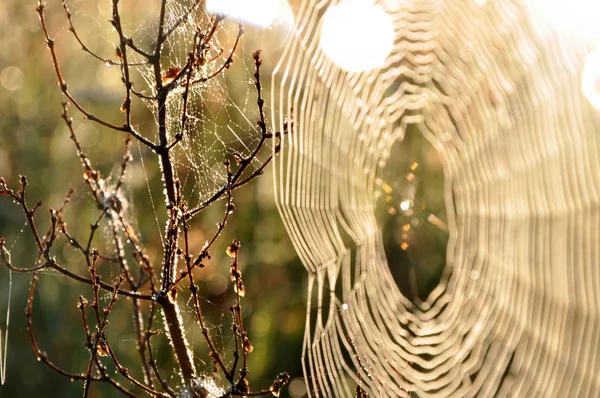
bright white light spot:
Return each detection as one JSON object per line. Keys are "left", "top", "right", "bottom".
{"left": 529, "top": 0, "right": 600, "bottom": 38}
{"left": 319, "top": 0, "right": 394, "bottom": 73}
{"left": 400, "top": 200, "right": 412, "bottom": 211}
{"left": 342, "top": 303, "right": 349, "bottom": 310}
{"left": 582, "top": 46, "right": 600, "bottom": 111}
{"left": 206, "top": 0, "right": 293, "bottom": 28}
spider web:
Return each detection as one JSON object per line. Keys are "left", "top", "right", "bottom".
{"left": 0, "top": 0, "right": 271, "bottom": 388}
{"left": 270, "top": 0, "right": 600, "bottom": 397}
{"left": 0, "top": 269, "right": 10, "bottom": 386}
{"left": 65, "top": 0, "right": 268, "bottom": 210}
{"left": 50, "top": 0, "right": 267, "bottom": 209}
{"left": 134, "top": 1, "right": 267, "bottom": 205}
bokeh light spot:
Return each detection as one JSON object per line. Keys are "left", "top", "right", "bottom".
{"left": 582, "top": 46, "right": 600, "bottom": 111}
{"left": 1, "top": 66, "right": 24, "bottom": 91}
{"left": 319, "top": 0, "right": 394, "bottom": 73}
{"left": 207, "top": 273, "right": 228, "bottom": 295}
{"left": 288, "top": 377, "right": 307, "bottom": 397}
{"left": 250, "top": 311, "right": 272, "bottom": 337}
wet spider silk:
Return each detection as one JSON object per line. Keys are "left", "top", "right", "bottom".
{"left": 270, "top": 0, "right": 600, "bottom": 396}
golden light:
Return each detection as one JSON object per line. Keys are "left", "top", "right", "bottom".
{"left": 319, "top": 0, "right": 394, "bottom": 73}
{"left": 528, "top": 0, "right": 600, "bottom": 39}
{"left": 206, "top": 0, "right": 293, "bottom": 28}
{"left": 582, "top": 46, "right": 600, "bottom": 111}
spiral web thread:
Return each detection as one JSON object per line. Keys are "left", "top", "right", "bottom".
{"left": 270, "top": 0, "right": 600, "bottom": 396}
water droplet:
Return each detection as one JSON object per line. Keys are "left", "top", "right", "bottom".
{"left": 400, "top": 200, "right": 413, "bottom": 211}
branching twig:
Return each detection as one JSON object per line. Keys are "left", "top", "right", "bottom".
{"left": 36, "top": 2, "right": 157, "bottom": 150}
{"left": 1, "top": 2, "right": 292, "bottom": 397}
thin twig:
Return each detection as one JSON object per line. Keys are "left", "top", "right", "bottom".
{"left": 37, "top": 2, "right": 157, "bottom": 150}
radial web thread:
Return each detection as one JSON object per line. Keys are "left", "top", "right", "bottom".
{"left": 270, "top": 0, "right": 600, "bottom": 396}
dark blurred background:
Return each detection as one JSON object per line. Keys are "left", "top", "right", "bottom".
{"left": 0, "top": 1, "right": 447, "bottom": 397}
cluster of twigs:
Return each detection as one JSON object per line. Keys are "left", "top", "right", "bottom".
{"left": 0, "top": 1, "right": 291, "bottom": 397}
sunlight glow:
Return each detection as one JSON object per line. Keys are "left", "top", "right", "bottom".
{"left": 582, "top": 46, "right": 600, "bottom": 111}
{"left": 319, "top": 0, "right": 394, "bottom": 73}
{"left": 206, "top": 0, "right": 293, "bottom": 28}
{"left": 528, "top": 0, "right": 600, "bottom": 38}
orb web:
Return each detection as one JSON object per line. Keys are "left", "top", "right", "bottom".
{"left": 270, "top": 0, "right": 600, "bottom": 396}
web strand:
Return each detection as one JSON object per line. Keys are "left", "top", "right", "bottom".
{"left": 271, "top": 0, "right": 600, "bottom": 396}
{"left": 0, "top": 269, "right": 11, "bottom": 386}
